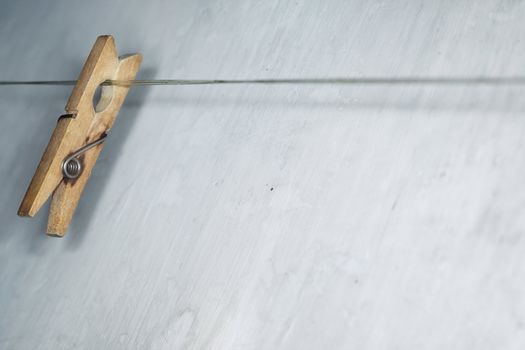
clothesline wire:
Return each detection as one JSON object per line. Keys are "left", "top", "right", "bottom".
{"left": 2, "top": 76, "right": 525, "bottom": 86}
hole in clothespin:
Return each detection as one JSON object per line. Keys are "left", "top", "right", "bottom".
{"left": 93, "top": 83, "right": 113, "bottom": 113}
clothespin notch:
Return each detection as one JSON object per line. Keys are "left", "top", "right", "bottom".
{"left": 18, "top": 35, "right": 142, "bottom": 237}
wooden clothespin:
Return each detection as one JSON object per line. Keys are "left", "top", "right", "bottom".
{"left": 18, "top": 35, "right": 142, "bottom": 237}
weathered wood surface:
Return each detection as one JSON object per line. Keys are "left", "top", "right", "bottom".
{"left": 18, "top": 35, "right": 142, "bottom": 236}
{"left": 1, "top": 1, "right": 525, "bottom": 349}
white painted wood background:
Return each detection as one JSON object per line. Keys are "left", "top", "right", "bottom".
{"left": 1, "top": 0, "right": 525, "bottom": 348}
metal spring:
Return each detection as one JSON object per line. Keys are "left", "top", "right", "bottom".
{"left": 62, "top": 134, "right": 108, "bottom": 179}
{"left": 63, "top": 158, "right": 82, "bottom": 179}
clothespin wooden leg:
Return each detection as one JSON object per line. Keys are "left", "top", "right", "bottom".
{"left": 18, "top": 35, "right": 142, "bottom": 237}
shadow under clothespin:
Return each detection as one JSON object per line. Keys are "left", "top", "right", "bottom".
{"left": 17, "top": 35, "right": 142, "bottom": 237}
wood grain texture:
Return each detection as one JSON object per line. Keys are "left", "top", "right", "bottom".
{"left": 1, "top": 0, "right": 525, "bottom": 349}
{"left": 17, "top": 35, "right": 141, "bottom": 236}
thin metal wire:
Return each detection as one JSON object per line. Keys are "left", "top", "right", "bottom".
{"left": 62, "top": 133, "right": 107, "bottom": 179}
{"left": 0, "top": 80, "right": 77, "bottom": 86}
{"left": 2, "top": 76, "right": 525, "bottom": 87}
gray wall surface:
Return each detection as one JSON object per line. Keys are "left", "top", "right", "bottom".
{"left": 1, "top": 0, "right": 525, "bottom": 349}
